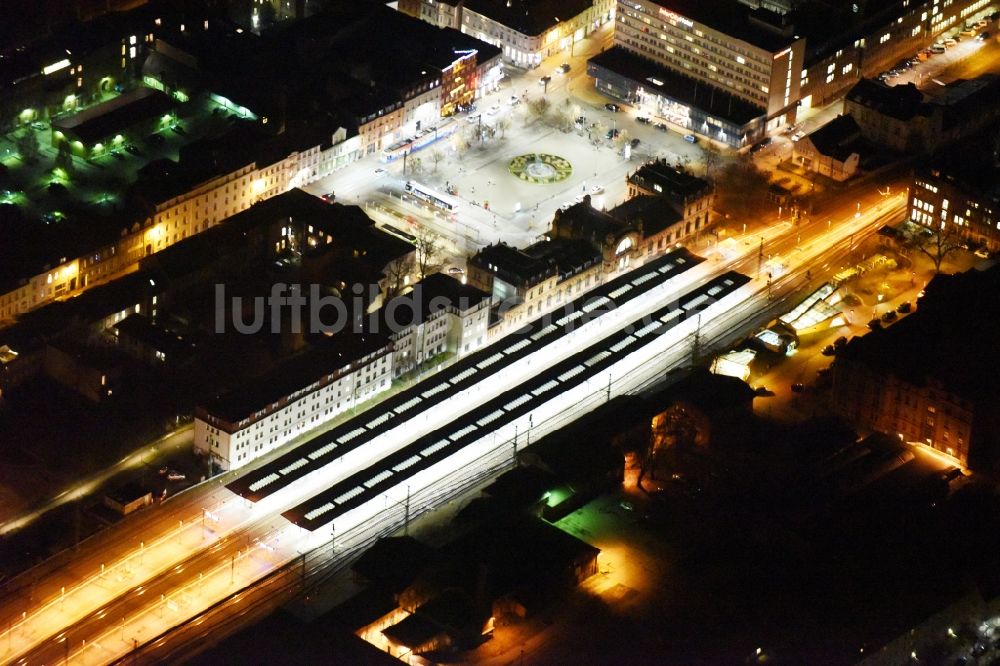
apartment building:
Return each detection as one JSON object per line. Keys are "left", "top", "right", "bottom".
{"left": 194, "top": 333, "right": 394, "bottom": 471}
{"left": 908, "top": 132, "right": 1000, "bottom": 252}
{"left": 386, "top": 273, "right": 491, "bottom": 377}
{"left": 831, "top": 263, "right": 1000, "bottom": 470}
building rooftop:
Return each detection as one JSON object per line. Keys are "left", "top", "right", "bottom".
{"left": 919, "top": 129, "right": 1000, "bottom": 202}
{"left": 199, "top": 330, "right": 391, "bottom": 425}
{"left": 609, "top": 194, "right": 684, "bottom": 236}
{"left": 845, "top": 78, "right": 927, "bottom": 121}
{"left": 644, "top": 0, "right": 798, "bottom": 53}
{"left": 626, "top": 159, "right": 712, "bottom": 203}
{"left": 804, "top": 114, "right": 864, "bottom": 162}
{"left": 551, "top": 197, "right": 623, "bottom": 243}
{"left": 522, "top": 237, "right": 603, "bottom": 281}
{"left": 112, "top": 314, "right": 195, "bottom": 358}
{"left": 836, "top": 262, "right": 1000, "bottom": 398}
{"left": 462, "top": 0, "right": 592, "bottom": 37}
{"left": 588, "top": 47, "right": 766, "bottom": 127}
{"left": 52, "top": 87, "right": 175, "bottom": 145}
{"left": 380, "top": 273, "right": 489, "bottom": 332}
{"left": 470, "top": 242, "right": 556, "bottom": 287}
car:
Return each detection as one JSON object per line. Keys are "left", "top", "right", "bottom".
{"left": 754, "top": 386, "right": 774, "bottom": 397}
{"left": 167, "top": 471, "right": 186, "bottom": 481}
{"left": 822, "top": 344, "right": 836, "bottom": 356}
{"left": 466, "top": 114, "right": 481, "bottom": 124}
{"left": 881, "top": 310, "right": 898, "bottom": 323}
{"left": 868, "top": 318, "right": 883, "bottom": 331}
{"left": 320, "top": 192, "right": 336, "bottom": 202}
{"left": 448, "top": 266, "right": 464, "bottom": 275}
{"left": 930, "top": 45, "right": 947, "bottom": 53}
{"left": 508, "top": 95, "right": 521, "bottom": 106}
{"left": 606, "top": 128, "right": 619, "bottom": 139}
{"left": 961, "top": 27, "right": 977, "bottom": 37}
{"left": 683, "top": 134, "right": 697, "bottom": 143}
{"left": 630, "top": 138, "right": 641, "bottom": 148}
{"left": 791, "top": 382, "right": 805, "bottom": 393}
{"left": 791, "top": 130, "right": 806, "bottom": 142}
{"left": 590, "top": 184, "right": 605, "bottom": 195}
{"left": 635, "top": 116, "right": 650, "bottom": 124}
{"left": 896, "top": 301, "right": 912, "bottom": 313}
{"left": 30, "top": 121, "right": 46, "bottom": 130}
{"left": 943, "top": 38, "right": 958, "bottom": 47}
{"left": 834, "top": 336, "right": 848, "bottom": 349}
{"left": 111, "top": 150, "right": 125, "bottom": 161}
{"left": 619, "top": 500, "right": 635, "bottom": 511}
{"left": 486, "top": 104, "right": 501, "bottom": 115}
{"left": 575, "top": 115, "right": 587, "bottom": 125}
{"left": 654, "top": 122, "right": 668, "bottom": 131}
{"left": 605, "top": 103, "right": 621, "bottom": 112}
{"left": 538, "top": 75, "right": 552, "bottom": 86}
{"left": 559, "top": 63, "right": 571, "bottom": 73}
{"left": 170, "top": 124, "right": 186, "bottom": 135}
{"left": 979, "top": 31, "right": 992, "bottom": 40}
{"left": 124, "top": 143, "right": 141, "bottom": 155}
{"left": 374, "top": 167, "right": 386, "bottom": 175}
{"left": 975, "top": 247, "right": 990, "bottom": 258}
{"left": 749, "top": 137, "right": 772, "bottom": 153}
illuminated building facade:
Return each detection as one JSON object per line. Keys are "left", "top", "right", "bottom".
{"left": 831, "top": 264, "right": 1000, "bottom": 470}
{"left": 612, "top": 0, "right": 804, "bottom": 123}
{"left": 460, "top": 0, "right": 608, "bottom": 68}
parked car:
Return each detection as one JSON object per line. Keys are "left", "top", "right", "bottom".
{"left": 508, "top": 95, "right": 521, "bottom": 106}
{"left": 822, "top": 344, "right": 836, "bottom": 356}
{"left": 630, "top": 137, "right": 641, "bottom": 148}
{"left": 635, "top": 116, "right": 650, "bottom": 124}
{"left": 559, "top": 63, "right": 571, "bottom": 73}
{"left": 791, "top": 130, "right": 806, "bottom": 142}
{"left": 538, "top": 75, "right": 552, "bottom": 86}
{"left": 654, "top": 122, "right": 668, "bottom": 131}
{"left": 978, "top": 31, "right": 992, "bottom": 40}
{"left": 881, "top": 310, "right": 898, "bottom": 323}
{"left": 943, "top": 38, "right": 958, "bottom": 47}
{"left": 975, "top": 247, "right": 991, "bottom": 258}
{"left": 683, "top": 134, "right": 697, "bottom": 143}
{"left": 896, "top": 301, "right": 912, "bottom": 313}
{"left": 448, "top": 266, "right": 464, "bottom": 275}
{"left": 791, "top": 382, "right": 805, "bottom": 393}
{"left": 167, "top": 471, "right": 186, "bottom": 481}
{"left": 486, "top": 104, "right": 501, "bottom": 115}
{"left": 606, "top": 128, "right": 620, "bottom": 139}
{"left": 930, "top": 45, "right": 946, "bottom": 53}
{"left": 834, "top": 335, "right": 848, "bottom": 349}
{"left": 605, "top": 103, "right": 621, "bottom": 112}
{"left": 124, "top": 143, "right": 141, "bottom": 155}
{"left": 868, "top": 318, "right": 883, "bottom": 331}
{"left": 590, "top": 184, "right": 605, "bottom": 194}
{"left": 749, "top": 137, "right": 772, "bottom": 153}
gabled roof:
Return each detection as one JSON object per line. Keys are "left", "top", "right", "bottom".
{"left": 804, "top": 115, "right": 863, "bottom": 162}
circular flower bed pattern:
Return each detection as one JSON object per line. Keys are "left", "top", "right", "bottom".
{"left": 508, "top": 153, "right": 572, "bottom": 184}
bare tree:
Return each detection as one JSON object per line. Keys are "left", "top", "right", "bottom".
{"left": 552, "top": 107, "right": 572, "bottom": 131}
{"left": 407, "top": 156, "right": 423, "bottom": 176}
{"left": 526, "top": 98, "right": 551, "bottom": 124}
{"left": 429, "top": 149, "right": 444, "bottom": 172}
{"left": 495, "top": 117, "right": 511, "bottom": 139}
{"left": 913, "top": 224, "right": 965, "bottom": 273}
{"left": 383, "top": 255, "right": 414, "bottom": 300}
{"left": 414, "top": 229, "right": 446, "bottom": 280}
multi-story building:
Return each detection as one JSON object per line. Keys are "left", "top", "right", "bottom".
{"left": 194, "top": 332, "right": 394, "bottom": 471}
{"left": 467, "top": 239, "right": 604, "bottom": 334}
{"left": 386, "top": 273, "right": 491, "bottom": 376}
{"left": 588, "top": 0, "right": 995, "bottom": 145}
{"left": 845, "top": 75, "right": 1000, "bottom": 154}
{"left": 830, "top": 263, "right": 1000, "bottom": 471}
{"left": 625, "top": 158, "right": 714, "bottom": 232}
{"left": 460, "top": 0, "right": 600, "bottom": 68}
{"left": 908, "top": 131, "right": 1000, "bottom": 252}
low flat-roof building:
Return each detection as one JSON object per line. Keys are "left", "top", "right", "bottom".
{"left": 51, "top": 86, "right": 175, "bottom": 158}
